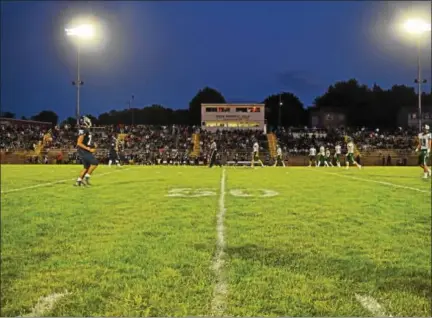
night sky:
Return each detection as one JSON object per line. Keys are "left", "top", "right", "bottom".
{"left": 1, "top": 1, "right": 431, "bottom": 121}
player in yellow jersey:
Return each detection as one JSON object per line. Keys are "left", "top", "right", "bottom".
{"left": 416, "top": 124, "right": 432, "bottom": 179}
{"left": 43, "top": 129, "right": 53, "bottom": 146}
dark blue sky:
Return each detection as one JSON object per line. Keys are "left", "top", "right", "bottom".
{"left": 1, "top": 1, "right": 431, "bottom": 121}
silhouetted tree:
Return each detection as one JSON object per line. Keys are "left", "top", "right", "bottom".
{"left": 97, "top": 105, "right": 188, "bottom": 125}
{"left": 173, "top": 109, "right": 190, "bottom": 125}
{"left": 61, "top": 117, "right": 76, "bottom": 128}
{"left": 31, "top": 110, "right": 58, "bottom": 126}
{"left": 140, "top": 105, "right": 173, "bottom": 124}
{"left": 423, "top": 91, "right": 432, "bottom": 106}
{"left": 263, "top": 92, "right": 305, "bottom": 127}
{"left": 19, "top": 81, "right": 431, "bottom": 129}
{"left": 1, "top": 111, "right": 15, "bottom": 118}
{"left": 98, "top": 111, "right": 116, "bottom": 125}
{"left": 188, "top": 87, "right": 226, "bottom": 125}
{"left": 313, "top": 79, "right": 415, "bottom": 128}
{"left": 85, "top": 114, "right": 98, "bottom": 126}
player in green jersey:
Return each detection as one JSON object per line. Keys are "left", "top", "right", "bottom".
{"left": 416, "top": 124, "right": 432, "bottom": 179}
{"left": 345, "top": 138, "right": 361, "bottom": 169}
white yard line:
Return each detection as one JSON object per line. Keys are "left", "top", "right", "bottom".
{"left": 314, "top": 169, "right": 430, "bottom": 194}
{"left": 355, "top": 294, "right": 392, "bottom": 317}
{"left": 211, "top": 168, "right": 228, "bottom": 316}
{"left": 2, "top": 168, "right": 130, "bottom": 194}
{"left": 24, "top": 290, "right": 71, "bottom": 317}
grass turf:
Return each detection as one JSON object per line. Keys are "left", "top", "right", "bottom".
{"left": 1, "top": 165, "right": 431, "bottom": 316}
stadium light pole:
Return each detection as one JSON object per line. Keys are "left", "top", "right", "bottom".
{"left": 65, "top": 24, "right": 95, "bottom": 125}
{"left": 403, "top": 19, "right": 431, "bottom": 131}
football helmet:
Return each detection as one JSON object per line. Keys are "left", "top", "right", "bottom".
{"left": 79, "top": 116, "right": 92, "bottom": 128}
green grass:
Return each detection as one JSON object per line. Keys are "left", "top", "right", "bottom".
{"left": 1, "top": 165, "right": 431, "bottom": 316}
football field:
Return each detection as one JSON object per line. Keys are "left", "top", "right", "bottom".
{"left": 1, "top": 165, "right": 431, "bottom": 316}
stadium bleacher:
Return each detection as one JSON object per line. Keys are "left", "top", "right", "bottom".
{"left": 0, "top": 118, "right": 420, "bottom": 166}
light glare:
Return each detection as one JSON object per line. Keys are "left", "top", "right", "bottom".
{"left": 403, "top": 19, "right": 431, "bottom": 34}
{"left": 65, "top": 24, "right": 95, "bottom": 39}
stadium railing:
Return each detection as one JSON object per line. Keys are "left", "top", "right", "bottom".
{"left": 0, "top": 148, "right": 423, "bottom": 166}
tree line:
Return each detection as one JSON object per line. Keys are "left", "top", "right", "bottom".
{"left": 2, "top": 79, "right": 431, "bottom": 128}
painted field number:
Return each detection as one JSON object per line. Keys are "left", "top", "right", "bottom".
{"left": 166, "top": 188, "right": 279, "bottom": 198}
{"left": 166, "top": 188, "right": 216, "bottom": 197}
{"left": 229, "top": 189, "right": 279, "bottom": 197}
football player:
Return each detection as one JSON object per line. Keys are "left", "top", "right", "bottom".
{"left": 108, "top": 136, "right": 121, "bottom": 167}
{"left": 345, "top": 137, "right": 361, "bottom": 169}
{"left": 334, "top": 143, "right": 342, "bottom": 167}
{"left": 274, "top": 145, "right": 285, "bottom": 167}
{"left": 208, "top": 138, "right": 222, "bottom": 168}
{"left": 308, "top": 146, "right": 317, "bottom": 167}
{"left": 317, "top": 146, "right": 326, "bottom": 167}
{"left": 416, "top": 124, "right": 432, "bottom": 178}
{"left": 325, "top": 148, "right": 333, "bottom": 167}
{"left": 251, "top": 140, "right": 264, "bottom": 168}
{"left": 75, "top": 116, "right": 99, "bottom": 186}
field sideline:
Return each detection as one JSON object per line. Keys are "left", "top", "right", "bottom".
{"left": 1, "top": 165, "right": 431, "bottom": 316}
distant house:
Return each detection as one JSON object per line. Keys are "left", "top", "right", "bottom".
{"left": 309, "top": 106, "right": 346, "bottom": 128}
{"left": 397, "top": 105, "right": 432, "bottom": 128}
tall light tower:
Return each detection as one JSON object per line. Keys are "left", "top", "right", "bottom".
{"left": 65, "top": 24, "right": 95, "bottom": 125}
{"left": 403, "top": 19, "right": 431, "bottom": 131}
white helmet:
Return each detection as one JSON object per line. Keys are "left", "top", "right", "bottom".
{"left": 79, "top": 116, "right": 92, "bottom": 128}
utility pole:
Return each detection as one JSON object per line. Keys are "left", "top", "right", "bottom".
{"left": 131, "top": 95, "right": 135, "bottom": 126}
{"left": 127, "top": 95, "right": 135, "bottom": 126}
{"left": 278, "top": 93, "right": 283, "bottom": 127}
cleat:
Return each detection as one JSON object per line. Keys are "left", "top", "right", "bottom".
{"left": 74, "top": 181, "right": 85, "bottom": 187}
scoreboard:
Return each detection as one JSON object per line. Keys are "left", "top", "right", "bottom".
{"left": 201, "top": 104, "right": 265, "bottom": 131}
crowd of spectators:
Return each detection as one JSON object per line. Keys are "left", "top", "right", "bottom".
{"left": 200, "top": 129, "right": 268, "bottom": 162}
{"left": 1, "top": 122, "right": 47, "bottom": 151}
{"left": 274, "top": 126, "right": 417, "bottom": 156}
{"left": 0, "top": 119, "right": 420, "bottom": 164}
